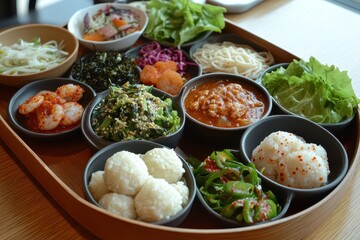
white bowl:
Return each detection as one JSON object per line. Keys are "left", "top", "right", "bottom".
{"left": 67, "top": 3, "right": 148, "bottom": 51}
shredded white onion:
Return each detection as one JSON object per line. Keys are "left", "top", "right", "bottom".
{"left": 0, "top": 38, "right": 69, "bottom": 75}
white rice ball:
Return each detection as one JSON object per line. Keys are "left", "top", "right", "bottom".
{"left": 171, "top": 181, "right": 189, "bottom": 207}
{"left": 251, "top": 131, "right": 306, "bottom": 178}
{"left": 251, "top": 131, "right": 330, "bottom": 189}
{"left": 99, "top": 193, "right": 137, "bottom": 219}
{"left": 141, "top": 147, "right": 185, "bottom": 184}
{"left": 88, "top": 170, "right": 110, "bottom": 202}
{"left": 134, "top": 177, "right": 183, "bottom": 222}
{"left": 276, "top": 150, "right": 329, "bottom": 188}
{"left": 104, "top": 151, "right": 149, "bottom": 196}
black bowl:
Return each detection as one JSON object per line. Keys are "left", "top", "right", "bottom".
{"left": 7, "top": 78, "right": 96, "bottom": 140}
{"left": 195, "top": 149, "right": 293, "bottom": 227}
{"left": 81, "top": 85, "right": 185, "bottom": 150}
{"left": 240, "top": 115, "right": 348, "bottom": 200}
{"left": 181, "top": 73, "right": 272, "bottom": 146}
{"left": 83, "top": 140, "right": 196, "bottom": 227}
{"left": 258, "top": 63, "right": 356, "bottom": 133}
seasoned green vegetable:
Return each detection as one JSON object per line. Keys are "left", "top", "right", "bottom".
{"left": 71, "top": 51, "right": 139, "bottom": 93}
{"left": 91, "top": 83, "right": 181, "bottom": 142}
{"left": 262, "top": 57, "right": 360, "bottom": 123}
{"left": 145, "top": 0, "right": 226, "bottom": 47}
{"left": 193, "top": 149, "right": 281, "bottom": 224}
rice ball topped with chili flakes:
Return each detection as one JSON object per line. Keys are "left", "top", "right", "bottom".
{"left": 251, "top": 131, "right": 330, "bottom": 189}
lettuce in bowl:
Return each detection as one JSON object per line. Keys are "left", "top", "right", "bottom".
{"left": 145, "top": 0, "right": 226, "bottom": 48}
{"left": 262, "top": 57, "right": 360, "bottom": 123}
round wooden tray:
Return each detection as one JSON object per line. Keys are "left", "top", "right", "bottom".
{"left": 0, "top": 21, "right": 358, "bottom": 240}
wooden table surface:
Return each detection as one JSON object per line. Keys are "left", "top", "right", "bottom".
{"left": 1, "top": 0, "right": 359, "bottom": 239}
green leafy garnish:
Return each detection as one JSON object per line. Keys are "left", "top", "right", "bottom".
{"left": 262, "top": 57, "right": 360, "bottom": 123}
{"left": 145, "top": 0, "right": 226, "bottom": 48}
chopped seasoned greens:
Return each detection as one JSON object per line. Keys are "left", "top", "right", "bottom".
{"left": 91, "top": 83, "right": 181, "bottom": 142}
{"left": 262, "top": 57, "right": 360, "bottom": 123}
{"left": 145, "top": 0, "right": 226, "bottom": 47}
{"left": 71, "top": 51, "right": 139, "bottom": 93}
{"left": 192, "top": 149, "right": 281, "bottom": 224}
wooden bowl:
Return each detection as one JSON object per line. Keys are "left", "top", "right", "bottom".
{"left": 0, "top": 24, "right": 79, "bottom": 87}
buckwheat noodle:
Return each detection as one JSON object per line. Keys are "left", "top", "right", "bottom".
{"left": 192, "top": 41, "right": 274, "bottom": 79}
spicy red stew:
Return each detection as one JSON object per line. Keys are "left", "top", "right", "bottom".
{"left": 184, "top": 79, "right": 267, "bottom": 128}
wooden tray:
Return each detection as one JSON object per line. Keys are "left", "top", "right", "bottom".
{"left": 0, "top": 20, "right": 359, "bottom": 240}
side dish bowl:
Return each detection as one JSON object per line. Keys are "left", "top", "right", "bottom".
{"left": 189, "top": 33, "right": 275, "bottom": 80}
{"left": 7, "top": 78, "right": 96, "bottom": 139}
{"left": 69, "top": 51, "right": 140, "bottom": 93}
{"left": 125, "top": 41, "right": 202, "bottom": 95}
{"left": 258, "top": 63, "right": 356, "bottom": 133}
{"left": 81, "top": 84, "right": 185, "bottom": 150}
{"left": 194, "top": 149, "right": 293, "bottom": 227}
{"left": 67, "top": 3, "right": 148, "bottom": 51}
{"left": 0, "top": 24, "right": 79, "bottom": 87}
{"left": 240, "top": 115, "right": 348, "bottom": 200}
{"left": 83, "top": 140, "right": 196, "bottom": 227}
{"left": 181, "top": 73, "right": 272, "bottom": 147}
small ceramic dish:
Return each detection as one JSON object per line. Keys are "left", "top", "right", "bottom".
{"left": 240, "top": 115, "right": 348, "bottom": 200}
{"left": 67, "top": 3, "right": 148, "bottom": 51}
{"left": 7, "top": 78, "right": 96, "bottom": 140}
{"left": 181, "top": 73, "right": 272, "bottom": 147}
{"left": 0, "top": 24, "right": 79, "bottom": 87}
{"left": 189, "top": 33, "right": 275, "bottom": 80}
{"left": 194, "top": 149, "right": 292, "bottom": 227}
{"left": 81, "top": 84, "right": 185, "bottom": 150}
{"left": 258, "top": 63, "right": 356, "bottom": 133}
{"left": 83, "top": 140, "right": 196, "bottom": 227}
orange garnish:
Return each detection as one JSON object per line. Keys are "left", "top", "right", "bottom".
{"left": 83, "top": 31, "right": 106, "bottom": 41}
{"left": 112, "top": 18, "right": 127, "bottom": 28}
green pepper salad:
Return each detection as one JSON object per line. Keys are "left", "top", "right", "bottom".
{"left": 192, "top": 149, "right": 281, "bottom": 224}
{"left": 91, "top": 83, "right": 181, "bottom": 142}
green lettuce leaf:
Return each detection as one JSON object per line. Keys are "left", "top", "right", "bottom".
{"left": 145, "top": 0, "right": 226, "bottom": 47}
{"left": 262, "top": 57, "right": 360, "bottom": 123}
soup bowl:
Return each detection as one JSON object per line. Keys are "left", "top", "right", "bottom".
{"left": 181, "top": 73, "right": 272, "bottom": 147}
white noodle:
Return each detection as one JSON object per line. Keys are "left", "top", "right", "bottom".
{"left": 0, "top": 38, "right": 69, "bottom": 75}
{"left": 192, "top": 41, "right": 274, "bottom": 79}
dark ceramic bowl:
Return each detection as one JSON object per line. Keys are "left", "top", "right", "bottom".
{"left": 258, "top": 63, "right": 356, "bottom": 133}
{"left": 240, "top": 115, "right": 348, "bottom": 200}
{"left": 189, "top": 33, "right": 275, "bottom": 79}
{"left": 180, "top": 73, "right": 272, "bottom": 146}
{"left": 83, "top": 140, "right": 196, "bottom": 227}
{"left": 195, "top": 149, "right": 293, "bottom": 227}
{"left": 81, "top": 85, "right": 185, "bottom": 150}
{"left": 125, "top": 41, "right": 202, "bottom": 85}
{"left": 7, "top": 78, "right": 96, "bottom": 140}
